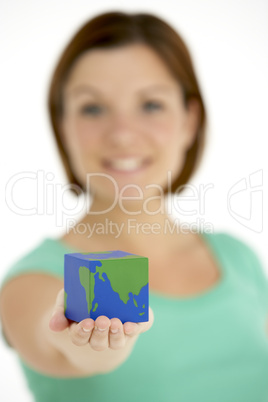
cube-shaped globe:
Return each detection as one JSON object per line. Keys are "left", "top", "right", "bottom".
{"left": 64, "top": 250, "right": 149, "bottom": 323}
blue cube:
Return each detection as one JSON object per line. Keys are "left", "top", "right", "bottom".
{"left": 64, "top": 250, "right": 149, "bottom": 323}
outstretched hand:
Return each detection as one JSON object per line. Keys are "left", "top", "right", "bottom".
{"left": 49, "top": 288, "right": 154, "bottom": 351}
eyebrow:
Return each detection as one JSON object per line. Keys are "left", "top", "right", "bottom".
{"left": 65, "top": 84, "right": 175, "bottom": 98}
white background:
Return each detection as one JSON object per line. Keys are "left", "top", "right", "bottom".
{"left": 1, "top": 0, "right": 268, "bottom": 400}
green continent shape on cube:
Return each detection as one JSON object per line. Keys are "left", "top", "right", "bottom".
{"left": 79, "top": 266, "right": 95, "bottom": 314}
{"left": 78, "top": 257, "right": 148, "bottom": 315}
{"left": 64, "top": 290, "right": 67, "bottom": 312}
{"left": 99, "top": 258, "right": 148, "bottom": 305}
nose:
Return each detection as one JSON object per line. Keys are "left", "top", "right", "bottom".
{"left": 105, "top": 113, "right": 138, "bottom": 148}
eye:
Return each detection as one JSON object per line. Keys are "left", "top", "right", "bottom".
{"left": 143, "top": 101, "right": 163, "bottom": 112}
{"left": 79, "top": 104, "right": 103, "bottom": 116}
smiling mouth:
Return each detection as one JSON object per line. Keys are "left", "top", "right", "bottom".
{"left": 103, "top": 157, "right": 150, "bottom": 173}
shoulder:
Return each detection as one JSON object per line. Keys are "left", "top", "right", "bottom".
{"left": 1, "top": 237, "right": 65, "bottom": 290}
{"left": 204, "top": 230, "right": 267, "bottom": 287}
{"left": 203, "top": 230, "right": 262, "bottom": 262}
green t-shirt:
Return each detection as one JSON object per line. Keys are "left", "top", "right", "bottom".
{"left": 1, "top": 232, "right": 268, "bottom": 402}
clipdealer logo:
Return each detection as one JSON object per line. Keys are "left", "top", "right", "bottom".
{"left": 5, "top": 169, "right": 264, "bottom": 234}
{"left": 65, "top": 217, "right": 213, "bottom": 238}
{"left": 5, "top": 170, "right": 214, "bottom": 228}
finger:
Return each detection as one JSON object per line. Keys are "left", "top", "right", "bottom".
{"left": 68, "top": 318, "right": 95, "bottom": 346}
{"left": 123, "top": 321, "right": 140, "bottom": 337}
{"left": 89, "top": 316, "right": 111, "bottom": 351}
{"left": 109, "top": 318, "right": 125, "bottom": 350}
{"left": 49, "top": 288, "right": 69, "bottom": 332}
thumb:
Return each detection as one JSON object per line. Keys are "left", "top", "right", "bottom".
{"left": 49, "top": 288, "right": 69, "bottom": 332}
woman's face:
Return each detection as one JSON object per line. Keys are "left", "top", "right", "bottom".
{"left": 61, "top": 44, "right": 199, "bottom": 203}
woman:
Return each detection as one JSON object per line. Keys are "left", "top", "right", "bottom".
{"left": 1, "top": 10, "right": 268, "bottom": 402}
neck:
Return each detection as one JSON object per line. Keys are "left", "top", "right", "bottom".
{"left": 66, "top": 193, "right": 190, "bottom": 255}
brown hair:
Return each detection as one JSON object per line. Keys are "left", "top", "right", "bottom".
{"left": 47, "top": 10, "right": 206, "bottom": 194}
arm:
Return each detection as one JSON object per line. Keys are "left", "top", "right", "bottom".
{"left": 0, "top": 273, "right": 154, "bottom": 377}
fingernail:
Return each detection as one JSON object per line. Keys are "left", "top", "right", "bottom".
{"left": 82, "top": 326, "right": 91, "bottom": 333}
{"left": 110, "top": 328, "right": 119, "bottom": 334}
{"left": 95, "top": 326, "right": 107, "bottom": 332}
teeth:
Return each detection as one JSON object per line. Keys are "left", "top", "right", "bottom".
{"left": 109, "top": 158, "right": 143, "bottom": 171}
